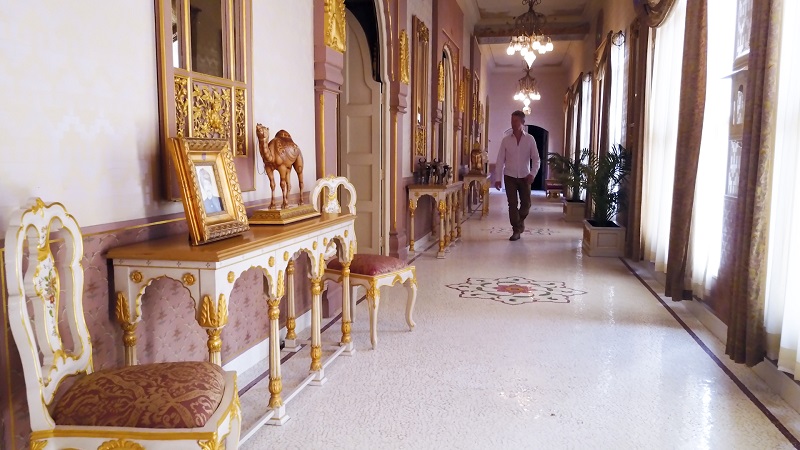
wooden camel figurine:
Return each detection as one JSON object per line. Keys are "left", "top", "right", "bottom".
{"left": 256, "top": 124, "right": 305, "bottom": 209}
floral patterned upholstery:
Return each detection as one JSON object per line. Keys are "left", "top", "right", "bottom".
{"left": 53, "top": 361, "right": 226, "bottom": 429}
{"left": 328, "top": 254, "right": 409, "bottom": 276}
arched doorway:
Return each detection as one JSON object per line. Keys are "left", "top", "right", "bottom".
{"left": 339, "top": 0, "right": 391, "bottom": 255}
{"left": 526, "top": 124, "right": 549, "bottom": 191}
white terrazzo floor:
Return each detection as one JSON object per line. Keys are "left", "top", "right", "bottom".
{"left": 239, "top": 191, "right": 800, "bottom": 450}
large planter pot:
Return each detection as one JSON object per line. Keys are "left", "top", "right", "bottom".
{"left": 582, "top": 219, "right": 626, "bottom": 257}
{"left": 563, "top": 200, "right": 586, "bottom": 222}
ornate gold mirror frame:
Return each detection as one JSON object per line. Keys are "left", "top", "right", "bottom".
{"left": 155, "top": 0, "right": 255, "bottom": 200}
{"left": 411, "top": 16, "right": 430, "bottom": 165}
{"left": 461, "top": 67, "right": 471, "bottom": 157}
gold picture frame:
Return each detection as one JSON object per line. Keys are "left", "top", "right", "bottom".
{"left": 168, "top": 138, "right": 250, "bottom": 245}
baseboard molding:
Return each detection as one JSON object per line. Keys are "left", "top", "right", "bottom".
{"left": 409, "top": 231, "right": 434, "bottom": 257}
{"left": 632, "top": 259, "right": 800, "bottom": 418}
{"left": 753, "top": 360, "right": 800, "bottom": 415}
{"left": 684, "top": 298, "right": 728, "bottom": 344}
{"left": 222, "top": 309, "right": 312, "bottom": 374}
{"left": 686, "top": 296, "right": 800, "bottom": 417}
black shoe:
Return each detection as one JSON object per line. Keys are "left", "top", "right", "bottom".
{"left": 509, "top": 233, "right": 521, "bottom": 241}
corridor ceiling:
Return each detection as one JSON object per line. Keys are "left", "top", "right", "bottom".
{"left": 470, "top": 0, "right": 592, "bottom": 70}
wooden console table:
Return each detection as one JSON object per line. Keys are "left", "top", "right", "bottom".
{"left": 462, "top": 174, "right": 490, "bottom": 218}
{"left": 408, "top": 181, "right": 463, "bottom": 258}
{"left": 107, "top": 182, "right": 357, "bottom": 431}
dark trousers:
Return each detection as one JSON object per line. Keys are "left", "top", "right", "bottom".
{"left": 504, "top": 175, "right": 532, "bottom": 233}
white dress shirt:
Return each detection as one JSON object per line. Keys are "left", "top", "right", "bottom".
{"left": 494, "top": 131, "right": 540, "bottom": 181}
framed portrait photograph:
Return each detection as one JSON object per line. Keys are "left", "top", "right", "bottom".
{"left": 168, "top": 137, "right": 250, "bottom": 245}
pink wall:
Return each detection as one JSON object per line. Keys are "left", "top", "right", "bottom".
{"left": 486, "top": 68, "right": 569, "bottom": 169}
{"left": 435, "top": 0, "right": 464, "bottom": 56}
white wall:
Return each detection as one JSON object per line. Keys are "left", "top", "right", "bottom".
{"left": 250, "top": 0, "right": 316, "bottom": 196}
{"left": 486, "top": 68, "right": 568, "bottom": 166}
{"left": 0, "top": 1, "right": 167, "bottom": 233}
{"left": 0, "top": 1, "right": 316, "bottom": 235}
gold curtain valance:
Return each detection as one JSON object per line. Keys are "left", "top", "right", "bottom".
{"left": 634, "top": 0, "right": 679, "bottom": 28}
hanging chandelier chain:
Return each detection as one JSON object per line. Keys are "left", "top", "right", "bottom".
{"left": 514, "top": 0, "right": 547, "bottom": 36}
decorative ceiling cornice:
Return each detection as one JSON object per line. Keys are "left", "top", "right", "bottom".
{"left": 474, "top": 22, "right": 590, "bottom": 44}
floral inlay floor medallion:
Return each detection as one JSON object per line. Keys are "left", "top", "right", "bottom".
{"left": 446, "top": 276, "right": 586, "bottom": 305}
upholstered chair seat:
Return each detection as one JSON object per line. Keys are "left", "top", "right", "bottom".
{"left": 327, "top": 254, "right": 410, "bottom": 276}
{"left": 53, "top": 362, "right": 225, "bottom": 429}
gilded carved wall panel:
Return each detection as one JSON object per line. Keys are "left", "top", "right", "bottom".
{"left": 415, "top": 126, "right": 427, "bottom": 156}
{"left": 400, "top": 29, "right": 410, "bottom": 85}
{"left": 324, "top": 0, "right": 346, "bottom": 53}
{"left": 437, "top": 61, "right": 445, "bottom": 102}
{"left": 191, "top": 83, "right": 232, "bottom": 139}
{"left": 175, "top": 76, "right": 189, "bottom": 137}
{"left": 234, "top": 88, "right": 247, "bottom": 156}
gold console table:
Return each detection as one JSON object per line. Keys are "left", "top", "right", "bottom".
{"left": 408, "top": 181, "right": 464, "bottom": 258}
{"left": 462, "top": 174, "right": 490, "bottom": 218}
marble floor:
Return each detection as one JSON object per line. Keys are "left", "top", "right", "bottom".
{"left": 240, "top": 191, "right": 800, "bottom": 449}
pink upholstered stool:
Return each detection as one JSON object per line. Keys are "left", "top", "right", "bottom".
{"left": 325, "top": 254, "right": 417, "bottom": 349}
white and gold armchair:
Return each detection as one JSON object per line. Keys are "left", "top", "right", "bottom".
{"left": 5, "top": 199, "right": 241, "bottom": 450}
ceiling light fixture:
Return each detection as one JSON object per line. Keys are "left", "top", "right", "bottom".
{"left": 505, "top": 0, "right": 554, "bottom": 68}
{"left": 512, "top": 65, "right": 542, "bottom": 108}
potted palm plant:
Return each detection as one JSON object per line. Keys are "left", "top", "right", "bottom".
{"left": 548, "top": 149, "right": 588, "bottom": 222}
{"left": 581, "top": 144, "right": 631, "bottom": 257}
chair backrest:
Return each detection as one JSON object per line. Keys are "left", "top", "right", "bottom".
{"left": 4, "top": 198, "right": 92, "bottom": 430}
{"left": 311, "top": 176, "right": 357, "bottom": 215}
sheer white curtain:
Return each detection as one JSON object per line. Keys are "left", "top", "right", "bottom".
{"left": 764, "top": 0, "right": 800, "bottom": 377}
{"left": 609, "top": 38, "right": 625, "bottom": 152}
{"left": 579, "top": 76, "right": 591, "bottom": 155}
{"left": 641, "top": 0, "right": 686, "bottom": 273}
{"left": 687, "top": 0, "right": 736, "bottom": 298}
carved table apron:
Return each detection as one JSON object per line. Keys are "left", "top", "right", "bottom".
{"left": 107, "top": 212, "right": 356, "bottom": 429}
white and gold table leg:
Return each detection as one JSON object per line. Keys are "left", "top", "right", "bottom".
{"left": 457, "top": 189, "right": 463, "bottom": 239}
{"left": 267, "top": 294, "right": 288, "bottom": 425}
{"left": 340, "top": 262, "right": 355, "bottom": 355}
{"left": 283, "top": 260, "right": 301, "bottom": 352}
{"left": 449, "top": 192, "right": 456, "bottom": 243}
{"left": 408, "top": 199, "right": 416, "bottom": 254}
{"left": 309, "top": 276, "right": 327, "bottom": 385}
{"left": 197, "top": 294, "right": 228, "bottom": 366}
{"left": 482, "top": 183, "right": 490, "bottom": 218}
{"left": 444, "top": 195, "right": 451, "bottom": 246}
{"left": 437, "top": 199, "right": 446, "bottom": 258}
{"left": 114, "top": 291, "right": 139, "bottom": 366}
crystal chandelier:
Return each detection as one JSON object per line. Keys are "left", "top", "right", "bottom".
{"left": 513, "top": 66, "right": 541, "bottom": 114}
{"left": 506, "top": 0, "right": 554, "bottom": 68}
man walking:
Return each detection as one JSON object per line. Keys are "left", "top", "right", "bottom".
{"left": 494, "top": 110, "right": 540, "bottom": 241}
